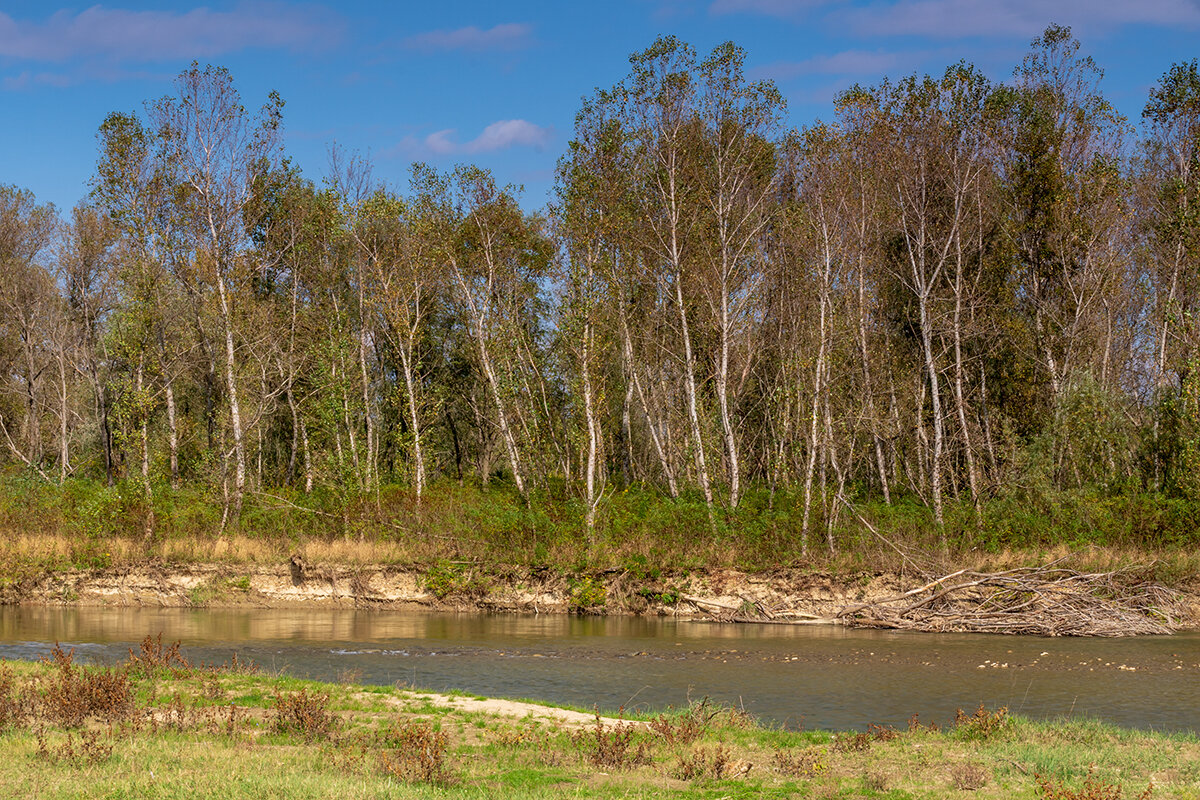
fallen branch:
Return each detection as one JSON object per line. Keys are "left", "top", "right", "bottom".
{"left": 681, "top": 595, "right": 742, "bottom": 612}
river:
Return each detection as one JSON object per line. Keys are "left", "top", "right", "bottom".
{"left": 1, "top": 606, "right": 1196, "bottom": 732}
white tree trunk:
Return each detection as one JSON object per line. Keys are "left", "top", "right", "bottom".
{"left": 217, "top": 273, "right": 245, "bottom": 519}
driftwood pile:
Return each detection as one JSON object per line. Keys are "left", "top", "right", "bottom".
{"left": 832, "top": 565, "right": 1184, "bottom": 637}
{"left": 682, "top": 560, "right": 1187, "bottom": 636}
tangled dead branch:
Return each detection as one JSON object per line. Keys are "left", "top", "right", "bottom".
{"left": 834, "top": 564, "right": 1185, "bottom": 637}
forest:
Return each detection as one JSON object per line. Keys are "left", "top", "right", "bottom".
{"left": 2, "top": 25, "right": 1200, "bottom": 565}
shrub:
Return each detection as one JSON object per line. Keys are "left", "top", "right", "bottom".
{"left": 772, "top": 746, "right": 827, "bottom": 778}
{"left": 571, "top": 712, "right": 651, "bottom": 770}
{"left": 908, "top": 712, "right": 939, "bottom": 733}
{"left": 0, "top": 663, "right": 32, "bottom": 731}
{"left": 269, "top": 688, "right": 337, "bottom": 741}
{"left": 951, "top": 762, "right": 991, "bottom": 791}
{"left": 424, "top": 561, "right": 489, "bottom": 600}
{"left": 40, "top": 645, "right": 134, "bottom": 728}
{"left": 34, "top": 727, "right": 114, "bottom": 766}
{"left": 953, "top": 703, "right": 1009, "bottom": 741}
{"left": 867, "top": 722, "right": 900, "bottom": 742}
{"left": 127, "top": 633, "right": 193, "bottom": 678}
{"left": 1036, "top": 767, "right": 1153, "bottom": 800}
{"left": 378, "top": 719, "right": 452, "bottom": 784}
{"left": 672, "top": 745, "right": 731, "bottom": 781}
{"left": 568, "top": 576, "right": 607, "bottom": 609}
{"left": 648, "top": 698, "right": 718, "bottom": 745}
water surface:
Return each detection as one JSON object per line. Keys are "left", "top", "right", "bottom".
{"left": 1, "top": 607, "right": 1196, "bottom": 732}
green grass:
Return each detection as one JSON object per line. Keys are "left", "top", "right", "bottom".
{"left": 1, "top": 649, "right": 1197, "bottom": 799}
{"left": 2, "top": 470, "right": 1200, "bottom": 591}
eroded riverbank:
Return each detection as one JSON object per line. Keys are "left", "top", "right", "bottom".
{"left": 9, "top": 561, "right": 1200, "bottom": 634}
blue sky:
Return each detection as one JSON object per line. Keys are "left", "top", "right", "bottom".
{"left": 2, "top": 0, "right": 1199, "bottom": 215}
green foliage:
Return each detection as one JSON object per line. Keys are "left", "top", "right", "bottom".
{"left": 424, "top": 561, "right": 489, "bottom": 600}
{"left": 566, "top": 575, "right": 606, "bottom": 609}
{"left": 1050, "top": 373, "right": 1137, "bottom": 490}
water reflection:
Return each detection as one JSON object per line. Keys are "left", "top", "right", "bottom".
{"left": 1, "top": 606, "right": 1196, "bottom": 732}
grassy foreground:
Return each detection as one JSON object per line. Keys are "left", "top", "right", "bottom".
{"left": 0, "top": 638, "right": 1197, "bottom": 799}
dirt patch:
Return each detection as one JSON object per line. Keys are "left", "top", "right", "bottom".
{"left": 378, "top": 690, "right": 643, "bottom": 729}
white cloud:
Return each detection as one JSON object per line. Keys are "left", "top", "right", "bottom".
{"left": 0, "top": 2, "right": 341, "bottom": 63}
{"left": 394, "top": 120, "right": 554, "bottom": 158}
{"left": 465, "top": 120, "right": 552, "bottom": 153}
{"left": 402, "top": 23, "right": 534, "bottom": 52}
{"left": 424, "top": 129, "right": 459, "bottom": 155}
{"left": 841, "top": 0, "right": 1200, "bottom": 38}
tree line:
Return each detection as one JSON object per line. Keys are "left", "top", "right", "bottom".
{"left": 2, "top": 26, "right": 1199, "bottom": 551}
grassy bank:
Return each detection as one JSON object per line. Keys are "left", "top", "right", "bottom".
{"left": 3, "top": 473, "right": 1200, "bottom": 584}
{"left": 0, "top": 638, "right": 1196, "bottom": 798}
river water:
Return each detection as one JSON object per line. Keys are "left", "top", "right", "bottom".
{"left": 1, "top": 607, "right": 1197, "bottom": 732}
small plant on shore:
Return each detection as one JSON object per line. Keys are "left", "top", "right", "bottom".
{"left": 0, "top": 663, "right": 33, "bottom": 731}
{"left": 833, "top": 731, "right": 873, "bottom": 752}
{"left": 672, "top": 744, "right": 731, "bottom": 781}
{"left": 491, "top": 722, "right": 550, "bottom": 748}
{"left": 424, "top": 561, "right": 489, "bottom": 600}
{"left": 908, "top": 712, "right": 939, "bottom": 733}
{"left": 336, "top": 668, "right": 363, "bottom": 686}
{"left": 269, "top": 687, "right": 337, "bottom": 742}
{"left": 1035, "top": 767, "right": 1153, "bottom": 800}
{"left": 951, "top": 761, "right": 992, "bottom": 791}
{"left": 379, "top": 718, "right": 452, "bottom": 784}
{"left": 567, "top": 575, "right": 607, "bottom": 610}
{"left": 156, "top": 693, "right": 195, "bottom": 732}
{"left": 208, "top": 702, "right": 246, "bottom": 738}
{"left": 863, "top": 768, "right": 892, "bottom": 791}
{"left": 571, "top": 711, "right": 651, "bottom": 770}
{"left": 867, "top": 722, "right": 899, "bottom": 742}
{"left": 127, "top": 633, "right": 193, "bottom": 678}
{"left": 34, "top": 726, "right": 114, "bottom": 767}
{"left": 648, "top": 697, "right": 719, "bottom": 744}
{"left": 954, "top": 703, "right": 1010, "bottom": 741}
{"left": 772, "top": 746, "right": 827, "bottom": 778}
{"left": 636, "top": 584, "right": 682, "bottom": 605}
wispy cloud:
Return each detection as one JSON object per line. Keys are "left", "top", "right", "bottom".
{"left": 2, "top": 70, "right": 72, "bottom": 90}
{"left": 840, "top": 0, "right": 1200, "bottom": 38}
{"left": 392, "top": 119, "right": 554, "bottom": 158}
{"left": 2, "top": 65, "right": 169, "bottom": 91}
{"left": 755, "top": 49, "right": 911, "bottom": 80}
{"left": 424, "top": 129, "right": 460, "bottom": 155}
{"left": 0, "top": 2, "right": 342, "bottom": 64}
{"left": 464, "top": 120, "right": 552, "bottom": 153}
{"left": 402, "top": 23, "right": 534, "bottom": 53}
{"left": 709, "top": 0, "right": 838, "bottom": 17}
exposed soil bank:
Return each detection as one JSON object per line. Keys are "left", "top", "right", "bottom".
{"left": 8, "top": 561, "right": 1200, "bottom": 631}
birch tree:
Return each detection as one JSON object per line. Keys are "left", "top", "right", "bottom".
{"left": 150, "top": 63, "right": 282, "bottom": 521}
